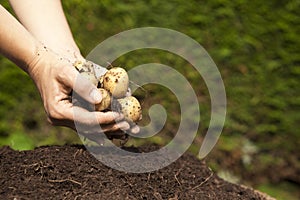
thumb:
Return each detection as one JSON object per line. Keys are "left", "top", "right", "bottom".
{"left": 61, "top": 66, "right": 102, "bottom": 104}
{"left": 73, "top": 72, "right": 102, "bottom": 104}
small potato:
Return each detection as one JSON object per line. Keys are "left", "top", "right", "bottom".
{"left": 74, "top": 60, "right": 98, "bottom": 86}
{"left": 95, "top": 88, "right": 111, "bottom": 111}
{"left": 112, "top": 96, "right": 142, "bottom": 122}
{"left": 102, "top": 67, "right": 129, "bottom": 98}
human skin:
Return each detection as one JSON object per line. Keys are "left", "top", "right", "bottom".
{"left": 9, "top": 0, "right": 81, "bottom": 62}
{"left": 0, "top": 2, "right": 139, "bottom": 144}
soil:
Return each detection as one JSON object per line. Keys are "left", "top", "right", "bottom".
{"left": 0, "top": 144, "right": 274, "bottom": 200}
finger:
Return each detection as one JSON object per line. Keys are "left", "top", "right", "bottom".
{"left": 96, "top": 111, "right": 125, "bottom": 124}
{"left": 101, "top": 121, "right": 130, "bottom": 133}
{"left": 47, "top": 100, "right": 121, "bottom": 126}
{"left": 74, "top": 73, "right": 102, "bottom": 104}
{"left": 58, "top": 66, "right": 102, "bottom": 104}
{"left": 130, "top": 125, "right": 140, "bottom": 134}
{"left": 71, "top": 106, "right": 124, "bottom": 126}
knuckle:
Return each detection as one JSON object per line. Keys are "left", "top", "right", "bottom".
{"left": 47, "top": 108, "right": 65, "bottom": 124}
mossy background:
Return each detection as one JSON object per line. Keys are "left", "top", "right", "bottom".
{"left": 0, "top": 1, "right": 299, "bottom": 199}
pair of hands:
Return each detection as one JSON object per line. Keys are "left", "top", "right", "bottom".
{"left": 0, "top": 2, "right": 137, "bottom": 145}
{"left": 27, "top": 45, "right": 139, "bottom": 145}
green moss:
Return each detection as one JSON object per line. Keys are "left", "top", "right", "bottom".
{"left": 257, "top": 182, "right": 300, "bottom": 200}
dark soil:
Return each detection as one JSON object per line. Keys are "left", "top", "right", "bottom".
{"left": 0, "top": 144, "right": 274, "bottom": 200}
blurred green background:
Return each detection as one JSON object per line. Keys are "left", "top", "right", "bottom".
{"left": 0, "top": 1, "right": 299, "bottom": 199}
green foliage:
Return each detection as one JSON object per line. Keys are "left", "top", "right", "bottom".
{"left": 258, "top": 181, "right": 300, "bottom": 200}
{"left": 61, "top": 0, "right": 300, "bottom": 148}
{"left": 0, "top": 130, "right": 34, "bottom": 150}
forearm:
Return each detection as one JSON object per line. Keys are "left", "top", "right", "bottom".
{"left": 9, "top": 0, "right": 80, "bottom": 61}
{"left": 0, "top": 5, "right": 39, "bottom": 72}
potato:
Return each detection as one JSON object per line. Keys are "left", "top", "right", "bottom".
{"left": 74, "top": 60, "right": 98, "bottom": 86}
{"left": 102, "top": 67, "right": 129, "bottom": 98}
{"left": 74, "top": 62, "right": 142, "bottom": 129}
{"left": 112, "top": 96, "right": 142, "bottom": 122}
{"left": 95, "top": 88, "right": 111, "bottom": 111}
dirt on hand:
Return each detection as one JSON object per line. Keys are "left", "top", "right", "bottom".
{"left": 0, "top": 144, "right": 274, "bottom": 200}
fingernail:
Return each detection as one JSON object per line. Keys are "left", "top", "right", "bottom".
{"left": 90, "top": 89, "right": 102, "bottom": 103}
{"left": 129, "top": 125, "right": 140, "bottom": 134}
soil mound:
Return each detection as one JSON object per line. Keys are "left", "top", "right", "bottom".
{"left": 0, "top": 145, "right": 274, "bottom": 200}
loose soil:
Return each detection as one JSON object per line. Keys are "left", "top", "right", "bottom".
{"left": 0, "top": 144, "right": 274, "bottom": 200}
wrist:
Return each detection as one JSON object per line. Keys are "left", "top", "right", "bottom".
{"left": 8, "top": 36, "right": 43, "bottom": 73}
{"left": 25, "top": 43, "right": 51, "bottom": 79}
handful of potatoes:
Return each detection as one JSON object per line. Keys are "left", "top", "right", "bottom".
{"left": 74, "top": 60, "right": 142, "bottom": 123}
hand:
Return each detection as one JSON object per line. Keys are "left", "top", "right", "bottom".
{"left": 26, "top": 44, "right": 137, "bottom": 144}
{"left": 0, "top": 1, "right": 139, "bottom": 145}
